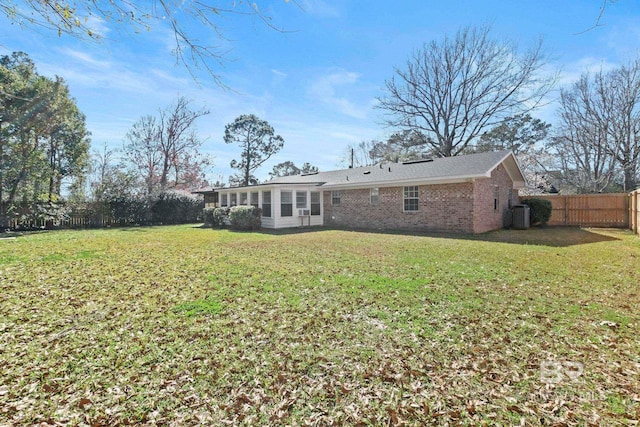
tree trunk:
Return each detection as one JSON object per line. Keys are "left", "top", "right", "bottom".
{"left": 0, "top": 121, "right": 4, "bottom": 228}
{"left": 7, "top": 168, "right": 27, "bottom": 207}
{"left": 243, "top": 147, "right": 251, "bottom": 186}
{"left": 623, "top": 164, "right": 636, "bottom": 192}
{"left": 48, "top": 137, "right": 56, "bottom": 202}
{"left": 160, "top": 156, "right": 170, "bottom": 193}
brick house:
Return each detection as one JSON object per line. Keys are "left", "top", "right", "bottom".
{"left": 196, "top": 150, "right": 526, "bottom": 233}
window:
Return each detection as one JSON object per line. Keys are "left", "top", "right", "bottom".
{"left": 281, "top": 191, "right": 293, "bottom": 217}
{"left": 311, "top": 192, "right": 321, "bottom": 216}
{"left": 493, "top": 186, "right": 499, "bottom": 211}
{"left": 507, "top": 188, "right": 513, "bottom": 209}
{"left": 262, "top": 191, "right": 271, "bottom": 217}
{"left": 370, "top": 187, "right": 379, "bottom": 205}
{"left": 403, "top": 186, "right": 419, "bottom": 211}
{"left": 331, "top": 190, "right": 342, "bottom": 205}
{"left": 296, "top": 191, "right": 307, "bottom": 209}
{"left": 230, "top": 193, "right": 237, "bottom": 206}
{"left": 250, "top": 192, "right": 259, "bottom": 208}
{"left": 240, "top": 192, "right": 248, "bottom": 205}
{"left": 220, "top": 194, "right": 228, "bottom": 207}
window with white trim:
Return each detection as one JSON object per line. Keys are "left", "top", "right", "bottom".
{"left": 370, "top": 187, "right": 379, "bottom": 205}
{"left": 240, "top": 192, "right": 248, "bottom": 205}
{"left": 403, "top": 186, "right": 419, "bottom": 211}
{"left": 220, "top": 194, "right": 228, "bottom": 207}
{"left": 296, "top": 191, "right": 307, "bottom": 209}
{"left": 493, "top": 186, "right": 499, "bottom": 211}
{"left": 262, "top": 191, "right": 271, "bottom": 217}
{"left": 250, "top": 192, "right": 259, "bottom": 208}
{"left": 230, "top": 193, "right": 237, "bottom": 206}
{"left": 331, "top": 190, "right": 341, "bottom": 205}
{"left": 311, "top": 192, "right": 321, "bottom": 216}
{"left": 281, "top": 191, "right": 293, "bottom": 217}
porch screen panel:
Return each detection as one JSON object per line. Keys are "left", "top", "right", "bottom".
{"left": 311, "top": 192, "right": 321, "bottom": 216}
{"left": 281, "top": 191, "right": 293, "bottom": 217}
{"left": 262, "top": 191, "right": 271, "bottom": 217}
{"left": 296, "top": 191, "right": 307, "bottom": 209}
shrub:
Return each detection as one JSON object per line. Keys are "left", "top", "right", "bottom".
{"left": 203, "top": 207, "right": 215, "bottom": 226}
{"left": 228, "top": 206, "right": 261, "bottom": 230}
{"left": 151, "top": 191, "right": 203, "bottom": 224}
{"left": 211, "top": 207, "right": 230, "bottom": 228}
{"left": 106, "top": 194, "right": 150, "bottom": 225}
{"left": 521, "top": 198, "right": 552, "bottom": 226}
{"left": 7, "top": 200, "right": 70, "bottom": 230}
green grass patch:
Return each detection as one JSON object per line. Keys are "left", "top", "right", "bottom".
{"left": 172, "top": 297, "right": 223, "bottom": 317}
{"left": 0, "top": 225, "right": 638, "bottom": 425}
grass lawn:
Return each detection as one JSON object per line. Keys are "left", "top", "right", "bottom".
{"left": 0, "top": 225, "right": 638, "bottom": 426}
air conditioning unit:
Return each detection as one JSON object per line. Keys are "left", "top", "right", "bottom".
{"left": 298, "top": 209, "right": 310, "bottom": 216}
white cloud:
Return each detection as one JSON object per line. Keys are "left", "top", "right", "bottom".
{"left": 308, "top": 70, "right": 372, "bottom": 119}
{"left": 40, "top": 51, "right": 155, "bottom": 95}
{"left": 83, "top": 15, "right": 111, "bottom": 38}
{"left": 58, "top": 48, "right": 111, "bottom": 68}
{"left": 271, "top": 69, "right": 287, "bottom": 77}
{"left": 602, "top": 18, "right": 640, "bottom": 62}
{"left": 557, "top": 56, "right": 618, "bottom": 86}
{"left": 299, "top": 0, "right": 341, "bottom": 18}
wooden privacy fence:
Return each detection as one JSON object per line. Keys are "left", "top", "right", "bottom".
{"left": 522, "top": 194, "right": 629, "bottom": 228}
{"left": 631, "top": 190, "right": 640, "bottom": 236}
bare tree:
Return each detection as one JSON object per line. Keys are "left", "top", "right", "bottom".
{"left": 156, "top": 97, "right": 210, "bottom": 190}
{"left": 124, "top": 97, "right": 210, "bottom": 195}
{"left": 378, "top": 25, "right": 554, "bottom": 157}
{"left": 337, "top": 140, "right": 378, "bottom": 168}
{"left": 606, "top": 62, "right": 640, "bottom": 190}
{"left": 0, "top": 1, "right": 298, "bottom": 84}
{"left": 124, "top": 115, "right": 162, "bottom": 195}
{"left": 551, "top": 75, "right": 616, "bottom": 193}
{"left": 553, "top": 62, "right": 640, "bottom": 191}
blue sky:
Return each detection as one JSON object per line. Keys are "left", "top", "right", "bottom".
{"left": 1, "top": 0, "right": 640, "bottom": 183}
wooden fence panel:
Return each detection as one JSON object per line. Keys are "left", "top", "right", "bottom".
{"left": 631, "top": 190, "right": 640, "bottom": 236}
{"left": 522, "top": 194, "right": 629, "bottom": 228}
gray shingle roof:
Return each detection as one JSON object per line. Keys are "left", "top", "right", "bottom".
{"left": 266, "top": 150, "right": 522, "bottom": 188}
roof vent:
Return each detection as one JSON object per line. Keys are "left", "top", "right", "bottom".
{"left": 301, "top": 171, "right": 319, "bottom": 176}
{"left": 402, "top": 158, "right": 434, "bottom": 165}
{"left": 388, "top": 167, "right": 391, "bottom": 172}
{"left": 363, "top": 171, "right": 371, "bottom": 175}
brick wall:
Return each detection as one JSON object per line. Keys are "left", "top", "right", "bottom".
{"left": 323, "top": 183, "right": 475, "bottom": 233}
{"left": 323, "top": 165, "right": 517, "bottom": 234}
{"left": 472, "top": 164, "right": 518, "bottom": 233}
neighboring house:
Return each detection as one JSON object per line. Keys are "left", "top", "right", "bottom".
{"left": 194, "top": 150, "right": 526, "bottom": 233}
